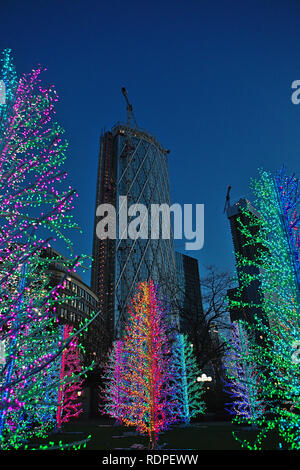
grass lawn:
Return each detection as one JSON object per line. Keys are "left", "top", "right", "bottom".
{"left": 30, "top": 419, "right": 279, "bottom": 450}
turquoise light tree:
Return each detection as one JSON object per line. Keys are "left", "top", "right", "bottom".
{"left": 172, "top": 333, "right": 206, "bottom": 424}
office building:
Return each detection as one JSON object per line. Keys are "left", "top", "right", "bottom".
{"left": 42, "top": 247, "right": 103, "bottom": 364}
{"left": 175, "top": 251, "right": 204, "bottom": 334}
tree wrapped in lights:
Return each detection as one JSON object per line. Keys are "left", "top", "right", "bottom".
{"left": 1, "top": 314, "right": 63, "bottom": 447}
{"left": 31, "top": 323, "right": 86, "bottom": 432}
{"left": 0, "top": 49, "right": 97, "bottom": 449}
{"left": 0, "top": 274, "right": 94, "bottom": 449}
{"left": 56, "top": 324, "right": 84, "bottom": 429}
{"left": 275, "top": 168, "right": 300, "bottom": 292}
{"left": 223, "top": 321, "right": 264, "bottom": 426}
{"left": 100, "top": 339, "right": 127, "bottom": 424}
{"left": 32, "top": 324, "right": 65, "bottom": 428}
{"left": 171, "top": 333, "right": 206, "bottom": 424}
{"left": 228, "top": 168, "right": 300, "bottom": 450}
{"left": 120, "top": 280, "right": 177, "bottom": 449}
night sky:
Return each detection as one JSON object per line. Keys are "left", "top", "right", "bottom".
{"left": 1, "top": 0, "right": 300, "bottom": 284}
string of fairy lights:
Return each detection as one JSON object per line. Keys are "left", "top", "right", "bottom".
{"left": 2, "top": 45, "right": 299, "bottom": 451}
{"left": 0, "top": 49, "right": 97, "bottom": 450}
{"left": 101, "top": 280, "right": 206, "bottom": 448}
{"left": 224, "top": 168, "right": 300, "bottom": 450}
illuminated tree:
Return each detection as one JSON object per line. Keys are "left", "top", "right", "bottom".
{"left": 0, "top": 49, "right": 96, "bottom": 449}
{"left": 275, "top": 167, "right": 300, "bottom": 291}
{"left": 56, "top": 325, "right": 84, "bottom": 429}
{"left": 1, "top": 315, "right": 62, "bottom": 447}
{"left": 100, "top": 339, "right": 127, "bottom": 424}
{"left": 34, "top": 325, "right": 64, "bottom": 428}
{"left": 223, "top": 321, "right": 264, "bottom": 426}
{"left": 228, "top": 169, "right": 300, "bottom": 450}
{"left": 172, "top": 333, "right": 206, "bottom": 424}
{"left": 121, "top": 281, "right": 177, "bottom": 449}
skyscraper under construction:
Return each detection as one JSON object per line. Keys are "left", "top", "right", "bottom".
{"left": 91, "top": 91, "right": 177, "bottom": 342}
{"left": 226, "top": 198, "right": 264, "bottom": 325}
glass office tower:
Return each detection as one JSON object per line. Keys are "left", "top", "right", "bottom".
{"left": 175, "top": 251, "right": 203, "bottom": 334}
{"left": 91, "top": 123, "right": 177, "bottom": 341}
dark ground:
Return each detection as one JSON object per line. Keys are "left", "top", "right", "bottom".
{"left": 35, "top": 419, "right": 279, "bottom": 451}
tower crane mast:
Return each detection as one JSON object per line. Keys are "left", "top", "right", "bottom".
{"left": 121, "top": 87, "right": 138, "bottom": 129}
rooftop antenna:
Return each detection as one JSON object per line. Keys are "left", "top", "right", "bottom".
{"left": 121, "top": 87, "right": 138, "bottom": 128}
{"left": 223, "top": 185, "right": 231, "bottom": 213}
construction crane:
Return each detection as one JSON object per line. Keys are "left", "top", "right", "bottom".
{"left": 121, "top": 87, "right": 138, "bottom": 129}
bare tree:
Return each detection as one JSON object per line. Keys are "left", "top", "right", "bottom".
{"left": 159, "top": 265, "right": 235, "bottom": 371}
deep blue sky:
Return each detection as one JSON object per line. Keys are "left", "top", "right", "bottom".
{"left": 1, "top": 0, "right": 300, "bottom": 284}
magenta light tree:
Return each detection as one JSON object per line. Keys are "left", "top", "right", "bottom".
{"left": 0, "top": 49, "right": 97, "bottom": 449}
{"left": 56, "top": 325, "right": 85, "bottom": 429}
